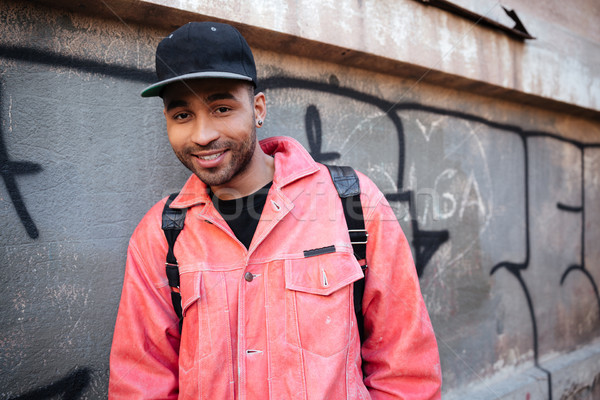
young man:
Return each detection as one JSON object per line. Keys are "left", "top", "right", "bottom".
{"left": 109, "top": 22, "right": 441, "bottom": 399}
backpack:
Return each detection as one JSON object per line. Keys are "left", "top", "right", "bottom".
{"left": 162, "top": 165, "right": 368, "bottom": 341}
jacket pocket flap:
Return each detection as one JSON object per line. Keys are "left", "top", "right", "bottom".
{"left": 179, "top": 271, "right": 202, "bottom": 317}
{"left": 285, "top": 252, "right": 364, "bottom": 296}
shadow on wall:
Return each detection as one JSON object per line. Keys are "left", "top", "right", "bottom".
{"left": 1, "top": 45, "right": 599, "bottom": 400}
{"left": 7, "top": 368, "right": 91, "bottom": 400}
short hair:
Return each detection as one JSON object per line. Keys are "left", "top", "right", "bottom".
{"left": 245, "top": 82, "right": 256, "bottom": 104}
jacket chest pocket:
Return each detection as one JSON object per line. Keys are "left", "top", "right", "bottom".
{"left": 178, "top": 271, "right": 214, "bottom": 369}
{"left": 284, "top": 251, "right": 364, "bottom": 357}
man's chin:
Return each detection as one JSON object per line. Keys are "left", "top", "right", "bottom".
{"left": 191, "top": 168, "right": 233, "bottom": 188}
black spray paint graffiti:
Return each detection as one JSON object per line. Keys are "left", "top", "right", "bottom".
{"left": 557, "top": 154, "right": 600, "bottom": 311}
{"left": 263, "top": 77, "right": 450, "bottom": 277}
{"left": 0, "top": 82, "right": 43, "bottom": 239}
{"left": 0, "top": 44, "right": 155, "bottom": 398}
{"left": 303, "top": 104, "right": 449, "bottom": 275}
{"left": 305, "top": 105, "right": 341, "bottom": 163}
{"left": 489, "top": 138, "right": 600, "bottom": 400}
{"left": 7, "top": 368, "right": 91, "bottom": 400}
{"left": 490, "top": 138, "right": 600, "bottom": 400}
{"left": 0, "top": 44, "right": 598, "bottom": 399}
{"left": 261, "top": 76, "right": 600, "bottom": 400}
{"left": 0, "top": 44, "right": 154, "bottom": 239}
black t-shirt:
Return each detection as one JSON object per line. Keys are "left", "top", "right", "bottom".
{"left": 209, "top": 182, "right": 273, "bottom": 249}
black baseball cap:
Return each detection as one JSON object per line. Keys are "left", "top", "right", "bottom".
{"left": 141, "top": 22, "right": 257, "bottom": 97}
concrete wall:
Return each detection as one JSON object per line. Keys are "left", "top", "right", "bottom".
{"left": 1, "top": 0, "right": 599, "bottom": 398}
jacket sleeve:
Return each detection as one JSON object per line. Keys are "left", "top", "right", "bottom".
{"left": 109, "top": 207, "right": 181, "bottom": 399}
{"left": 360, "top": 186, "right": 442, "bottom": 400}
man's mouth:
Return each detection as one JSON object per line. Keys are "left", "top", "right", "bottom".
{"left": 198, "top": 151, "right": 224, "bottom": 161}
{"left": 191, "top": 149, "right": 228, "bottom": 169}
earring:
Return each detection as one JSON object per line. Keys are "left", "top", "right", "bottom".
{"left": 257, "top": 120, "right": 263, "bottom": 126}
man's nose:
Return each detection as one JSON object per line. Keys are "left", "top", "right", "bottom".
{"left": 190, "top": 118, "right": 220, "bottom": 146}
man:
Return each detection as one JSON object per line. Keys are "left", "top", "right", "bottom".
{"left": 109, "top": 21, "right": 441, "bottom": 399}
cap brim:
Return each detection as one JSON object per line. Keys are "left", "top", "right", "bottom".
{"left": 141, "top": 71, "right": 254, "bottom": 97}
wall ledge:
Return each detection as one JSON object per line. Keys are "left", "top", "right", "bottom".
{"left": 33, "top": 0, "right": 600, "bottom": 122}
{"left": 444, "top": 341, "right": 600, "bottom": 399}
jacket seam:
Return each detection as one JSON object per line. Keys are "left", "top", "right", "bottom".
{"left": 179, "top": 264, "right": 245, "bottom": 273}
{"left": 129, "top": 241, "right": 170, "bottom": 290}
{"left": 290, "top": 290, "right": 308, "bottom": 399}
{"left": 264, "top": 265, "right": 274, "bottom": 400}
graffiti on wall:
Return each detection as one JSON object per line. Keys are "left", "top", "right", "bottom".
{"left": 0, "top": 44, "right": 154, "bottom": 400}
{"left": 489, "top": 136, "right": 600, "bottom": 400}
{"left": 261, "top": 76, "right": 600, "bottom": 399}
{"left": 1, "top": 44, "right": 599, "bottom": 399}
{"left": 0, "top": 83, "right": 43, "bottom": 238}
{"left": 0, "top": 44, "right": 154, "bottom": 240}
{"left": 262, "top": 77, "right": 451, "bottom": 277}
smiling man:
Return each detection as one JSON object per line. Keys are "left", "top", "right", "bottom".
{"left": 109, "top": 22, "right": 441, "bottom": 399}
{"left": 162, "top": 79, "right": 272, "bottom": 197}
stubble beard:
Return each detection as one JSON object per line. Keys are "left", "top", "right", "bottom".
{"left": 176, "top": 125, "right": 257, "bottom": 189}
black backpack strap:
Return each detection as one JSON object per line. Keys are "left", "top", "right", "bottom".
{"left": 161, "top": 193, "right": 187, "bottom": 332}
{"left": 325, "top": 165, "right": 368, "bottom": 343}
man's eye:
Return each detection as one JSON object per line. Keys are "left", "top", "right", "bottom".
{"left": 215, "top": 106, "right": 230, "bottom": 114}
{"left": 174, "top": 112, "right": 190, "bottom": 120}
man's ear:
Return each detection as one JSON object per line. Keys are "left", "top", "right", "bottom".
{"left": 254, "top": 92, "right": 266, "bottom": 123}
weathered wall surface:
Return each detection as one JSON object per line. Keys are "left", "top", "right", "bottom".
{"left": 0, "top": 0, "right": 599, "bottom": 399}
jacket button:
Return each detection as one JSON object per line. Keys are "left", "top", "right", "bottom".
{"left": 244, "top": 272, "right": 254, "bottom": 282}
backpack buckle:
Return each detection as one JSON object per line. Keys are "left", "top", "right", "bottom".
{"left": 349, "top": 229, "right": 368, "bottom": 245}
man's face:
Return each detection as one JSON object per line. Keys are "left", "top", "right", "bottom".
{"left": 162, "top": 79, "right": 265, "bottom": 190}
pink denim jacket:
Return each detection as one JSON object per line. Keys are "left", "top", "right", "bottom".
{"left": 109, "top": 136, "right": 441, "bottom": 399}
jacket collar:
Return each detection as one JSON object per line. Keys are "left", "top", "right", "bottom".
{"left": 170, "top": 136, "right": 320, "bottom": 209}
